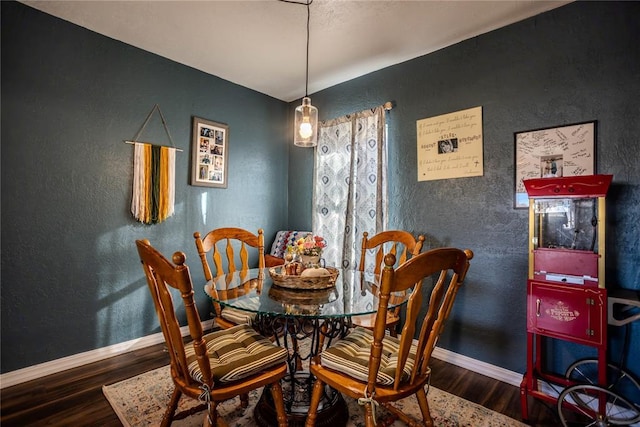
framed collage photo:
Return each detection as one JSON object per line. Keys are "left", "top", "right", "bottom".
{"left": 191, "top": 116, "right": 228, "bottom": 188}
{"left": 514, "top": 120, "right": 596, "bottom": 208}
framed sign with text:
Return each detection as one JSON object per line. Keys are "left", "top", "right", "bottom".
{"left": 514, "top": 121, "right": 596, "bottom": 208}
{"left": 416, "top": 106, "right": 483, "bottom": 181}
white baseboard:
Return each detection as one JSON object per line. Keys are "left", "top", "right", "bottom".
{"left": 431, "top": 346, "right": 523, "bottom": 387}
{"left": 0, "top": 319, "right": 215, "bottom": 390}
{"left": 1, "top": 320, "right": 523, "bottom": 391}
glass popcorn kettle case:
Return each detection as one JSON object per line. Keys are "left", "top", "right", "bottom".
{"left": 524, "top": 174, "right": 613, "bottom": 288}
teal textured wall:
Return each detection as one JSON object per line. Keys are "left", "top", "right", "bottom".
{"left": 288, "top": 1, "right": 640, "bottom": 377}
{"left": 1, "top": 2, "right": 289, "bottom": 373}
{"left": 2, "top": 0, "right": 638, "bottom": 383}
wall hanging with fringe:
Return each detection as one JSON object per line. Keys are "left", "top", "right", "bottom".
{"left": 125, "top": 104, "right": 180, "bottom": 224}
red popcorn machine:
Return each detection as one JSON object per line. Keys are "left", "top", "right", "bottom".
{"left": 520, "top": 174, "right": 613, "bottom": 420}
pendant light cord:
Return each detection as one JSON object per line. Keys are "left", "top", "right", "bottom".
{"left": 279, "top": 0, "right": 313, "bottom": 97}
{"left": 305, "top": 0, "right": 310, "bottom": 97}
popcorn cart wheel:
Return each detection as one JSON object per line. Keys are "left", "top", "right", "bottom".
{"left": 556, "top": 291, "right": 640, "bottom": 426}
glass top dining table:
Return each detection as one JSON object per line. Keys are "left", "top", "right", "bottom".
{"left": 203, "top": 267, "right": 410, "bottom": 427}
{"left": 204, "top": 267, "right": 409, "bottom": 319}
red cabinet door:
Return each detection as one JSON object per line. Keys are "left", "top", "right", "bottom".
{"left": 527, "top": 280, "right": 606, "bottom": 346}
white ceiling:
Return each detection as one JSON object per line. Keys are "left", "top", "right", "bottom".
{"left": 21, "top": 0, "right": 572, "bottom": 102}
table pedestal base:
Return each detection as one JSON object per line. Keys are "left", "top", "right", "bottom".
{"left": 254, "top": 381, "right": 348, "bottom": 427}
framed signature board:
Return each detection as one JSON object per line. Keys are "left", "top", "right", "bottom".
{"left": 514, "top": 121, "right": 596, "bottom": 208}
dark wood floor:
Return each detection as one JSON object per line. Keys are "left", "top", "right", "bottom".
{"left": 0, "top": 343, "right": 560, "bottom": 426}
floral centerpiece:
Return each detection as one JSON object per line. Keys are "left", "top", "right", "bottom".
{"left": 297, "top": 234, "right": 326, "bottom": 256}
{"left": 287, "top": 234, "right": 326, "bottom": 267}
{"left": 272, "top": 233, "right": 338, "bottom": 286}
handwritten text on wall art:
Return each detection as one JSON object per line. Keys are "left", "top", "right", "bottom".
{"left": 416, "top": 106, "right": 483, "bottom": 181}
{"left": 514, "top": 121, "right": 595, "bottom": 208}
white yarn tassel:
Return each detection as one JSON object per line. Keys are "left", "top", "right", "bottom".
{"left": 131, "top": 142, "right": 145, "bottom": 220}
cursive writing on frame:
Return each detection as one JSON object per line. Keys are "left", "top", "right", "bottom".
{"left": 416, "top": 106, "right": 483, "bottom": 181}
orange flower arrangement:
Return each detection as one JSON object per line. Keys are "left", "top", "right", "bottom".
{"left": 290, "top": 234, "right": 326, "bottom": 257}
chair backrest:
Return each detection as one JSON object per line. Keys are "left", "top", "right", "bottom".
{"left": 367, "top": 247, "right": 473, "bottom": 391}
{"left": 135, "top": 239, "right": 213, "bottom": 391}
{"left": 194, "top": 228, "right": 265, "bottom": 320}
{"left": 194, "top": 227, "right": 265, "bottom": 280}
{"left": 359, "top": 230, "right": 425, "bottom": 275}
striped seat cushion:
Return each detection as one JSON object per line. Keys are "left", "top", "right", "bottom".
{"left": 320, "top": 327, "right": 417, "bottom": 386}
{"left": 185, "top": 324, "right": 287, "bottom": 384}
{"left": 220, "top": 306, "right": 257, "bottom": 326}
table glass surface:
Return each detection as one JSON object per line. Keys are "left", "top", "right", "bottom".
{"left": 204, "top": 268, "right": 409, "bottom": 318}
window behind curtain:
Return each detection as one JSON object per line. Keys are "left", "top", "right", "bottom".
{"left": 312, "top": 106, "right": 387, "bottom": 271}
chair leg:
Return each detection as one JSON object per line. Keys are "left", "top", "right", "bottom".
{"left": 215, "top": 416, "right": 229, "bottom": 427}
{"left": 364, "top": 401, "right": 376, "bottom": 427}
{"left": 380, "top": 402, "right": 416, "bottom": 427}
{"left": 314, "top": 323, "right": 328, "bottom": 364}
{"left": 239, "top": 393, "right": 249, "bottom": 408}
{"left": 204, "top": 400, "right": 217, "bottom": 427}
{"left": 270, "top": 380, "right": 289, "bottom": 427}
{"left": 304, "top": 378, "right": 325, "bottom": 427}
{"left": 290, "top": 335, "right": 303, "bottom": 371}
{"left": 415, "top": 387, "right": 434, "bottom": 427}
{"left": 161, "top": 387, "right": 182, "bottom": 427}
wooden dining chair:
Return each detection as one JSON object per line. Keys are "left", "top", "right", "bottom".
{"left": 306, "top": 247, "right": 473, "bottom": 427}
{"left": 135, "top": 239, "right": 288, "bottom": 427}
{"left": 194, "top": 227, "right": 265, "bottom": 329}
{"left": 352, "top": 230, "right": 425, "bottom": 337}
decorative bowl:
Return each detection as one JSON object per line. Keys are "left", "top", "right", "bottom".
{"left": 268, "top": 265, "right": 339, "bottom": 290}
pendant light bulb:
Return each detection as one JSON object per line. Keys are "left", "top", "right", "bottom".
{"left": 294, "top": 97, "right": 318, "bottom": 147}
{"left": 299, "top": 119, "right": 313, "bottom": 139}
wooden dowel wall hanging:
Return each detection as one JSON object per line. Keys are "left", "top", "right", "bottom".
{"left": 126, "top": 104, "right": 179, "bottom": 224}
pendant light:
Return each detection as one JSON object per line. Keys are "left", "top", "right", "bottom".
{"left": 294, "top": 0, "right": 318, "bottom": 147}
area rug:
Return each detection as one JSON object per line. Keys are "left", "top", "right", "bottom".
{"left": 103, "top": 365, "right": 526, "bottom": 426}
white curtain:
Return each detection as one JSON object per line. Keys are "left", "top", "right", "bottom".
{"left": 312, "top": 106, "right": 387, "bottom": 270}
